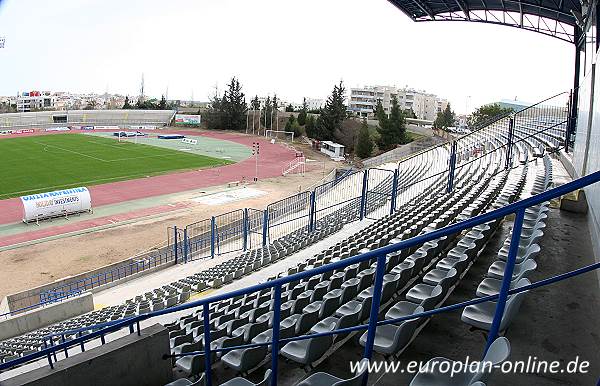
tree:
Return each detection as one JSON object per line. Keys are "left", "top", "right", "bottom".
{"left": 285, "top": 114, "right": 302, "bottom": 138}
{"left": 204, "top": 88, "right": 224, "bottom": 130}
{"left": 403, "top": 108, "right": 417, "bottom": 119}
{"left": 84, "top": 100, "right": 97, "bottom": 110}
{"left": 468, "top": 103, "right": 512, "bottom": 128}
{"left": 261, "top": 96, "right": 273, "bottom": 129}
{"left": 285, "top": 104, "right": 294, "bottom": 112}
{"left": 434, "top": 103, "right": 456, "bottom": 129}
{"left": 305, "top": 114, "right": 316, "bottom": 138}
{"left": 250, "top": 96, "right": 260, "bottom": 111}
{"left": 355, "top": 119, "right": 374, "bottom": 158}
{"left": 122, "top": 96, "right": 132, "bottom": 109}
{"left": 297, "top": 97, "right": 308, "bottom": 126}
{"left": 159, "top": 95, "right": 167, "bottom": 110}
{"left": 376, "top": 96, "right": 406, "bottom": 150}
{"left": 221, "top": 77, "right": 247, "bottom": 131}
{"left": 285, "top": 114, "right": 296, "bottom": 131}
{"left": 315, "top": 81, "right": 347, "bottom": 141}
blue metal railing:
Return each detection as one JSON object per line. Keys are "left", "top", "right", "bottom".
{"left": 1, "top": 169, "right": 599, "bottom": 385}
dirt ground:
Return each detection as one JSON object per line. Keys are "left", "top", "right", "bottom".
{"left": 0, "top": 145, "right": 339, "bottom": 299}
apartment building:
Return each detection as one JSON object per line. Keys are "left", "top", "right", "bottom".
{"left": 348, "top": 85, "right": 448, "bottom": 121}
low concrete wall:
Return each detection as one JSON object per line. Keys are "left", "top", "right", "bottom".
{"left": 3, "top": 324, "right": 172, "bottom": 386}
{"left": 0, "top": 293, "right": 94, "bottom": 341}
{"left": 6, "top": 252, "right": 173, "bottom": 312}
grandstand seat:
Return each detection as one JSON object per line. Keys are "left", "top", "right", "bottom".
{"left": 408, "top": 337, "right": 510, "bottom": 386}
{"left": 461, "top": 291, "right": 528, "bottom": 332}
{"left": 297, "top": 358, "right": 368, "bottom": 386}
{"left": 280, "top": 325, "right": 334, "bottom": 365}
{"left": 175, "top": 352, "right": 216, "bottom": 378}
{"left": 164, "top": 373, "right": 205, "bottom": 386}
{"left": 219, "top": 369, "right": 271, "bottom": 386}
{"left": 221, "top": 345, "right": 267, "bottom": 373}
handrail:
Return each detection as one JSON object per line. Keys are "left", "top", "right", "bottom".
{"left": 0, "top": 289, "right": 82, "bottom": 319}
{"left": 2, "top": 168, "right": 599, "bottom": 373}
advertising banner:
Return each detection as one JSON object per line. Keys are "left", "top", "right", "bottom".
{"left": 20, "top": 187, "right": 92, "bottom": 223}
{"left": 174, "top": 114, "right": 201, "bottom": 125}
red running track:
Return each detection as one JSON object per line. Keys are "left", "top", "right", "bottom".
{"left": 0, "top": 130, "right": 297, "bottom": 226}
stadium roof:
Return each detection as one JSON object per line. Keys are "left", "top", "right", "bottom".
{"left": 387, "top": 0, "right": 581, "bottom": 43}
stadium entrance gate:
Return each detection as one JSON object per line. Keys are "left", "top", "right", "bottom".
{"left": 246, "top": 208, "right": 266, "bottom": 250}
{"left": 167, "top": 226, "right": 187, "bottom": 263}
{"left": 266, "top": 192, "right": 311, "bottom": 242}
{"left": 363, "top": 168, "right": 397, "bottom": 220}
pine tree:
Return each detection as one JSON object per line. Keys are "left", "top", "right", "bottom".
{"left": 305, "top": 115, "right": 316, "bottom": 138}
{"left": 315, "top": 81, "right": 347, "bottom": 141}
{"left": 356, "top": 120, "right": 373, "bottom": 158}
{"left": 159, "top": 95, "right": 167, "bottom": 110}
{"left": 285, "top": 114, "right": 296, "bottom": 131}
{"left": 250, "top": 96, "right": 260, "bottom": 110}
{"left": 389, "top": 96, "right": 407, "bottom": 144}
{"left": 297, "top": 97, "right": 308, "bottom": 126}
{"left": 261, "top": 96, "right": 273, "bottom": 129}
{"left": 434, "top": 103, "right": 456, "bottom": 129}
{"left": 221, "top": 77, "right": 247, "bottom": 131}
{"left": 377, "top": 96, "right": 406, "bottom": 150}
{"left": 122, "top": 96, "right": 132, "bottom": 109}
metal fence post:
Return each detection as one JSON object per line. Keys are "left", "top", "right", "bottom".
{"left": 505, "top": 117, "right": 515, "bottom": 169}
{"left": 361, "top": 253, "right": 387, "bottom": 384}
{"left": 203, "top": 303, "right": 213, "bottom": 386}
{"left": 308, "top": 191, "right": 316, "bottom": 232}
{"left": 360, "top": 169, "right": 369, "bottom": 220}
{"left": 262, "top": 209, "right": 269, "bottom": 246}
{"left": 173, "top": 226, "right": 178, "bottom": 264}
{"left": 210, "top": 217, "right": 216, "bottom": 259}
{"left": 447, "top": 141, "right": 457, "bottom": 193}
{"left": 271, "top": 285, "right": 282, "bottom": 386}
{"left": 485, "top": 208, "right": 525, "bottom": 352}
{"left": 183, "top": 228, "right": 189, "bottom": 264}
{"left": 565, "top": 90, "right": 573, "bottom": 152}
{"left": 390, "top": 169, "right": 399, "bottom": 215}
{"left": 243, "top": 208, "right": 249, "bottom": 251}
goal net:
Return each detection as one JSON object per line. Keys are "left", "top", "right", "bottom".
{"left": 265, "top": 130, "right": 294, "bottom": 143}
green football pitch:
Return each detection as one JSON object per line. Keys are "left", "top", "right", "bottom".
{"left": 0, "top": 133, "right": 232, "bottom": 199}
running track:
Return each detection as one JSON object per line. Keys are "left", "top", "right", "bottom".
{"left": 0, "top": 130, "right": 297, "bottom": 229}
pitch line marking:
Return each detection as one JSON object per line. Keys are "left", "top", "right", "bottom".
{"left": 35, "top": 141, "right": 110, "bottom": 162}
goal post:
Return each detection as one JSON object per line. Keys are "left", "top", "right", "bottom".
{"left": 265, "top": 130, "right": 294, "bottom": 143}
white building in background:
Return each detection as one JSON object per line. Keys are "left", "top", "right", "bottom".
{"left": 347, "top": 85, "right": 448, "bottom": 121}
{"left": 16, "top": 91, "right": 56, "bottom": 112}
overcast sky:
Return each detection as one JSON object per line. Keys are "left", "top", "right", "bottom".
{"left": 0, "top": 0, "right": 574, "bottom": 113}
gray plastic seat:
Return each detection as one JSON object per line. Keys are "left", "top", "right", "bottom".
{"left": 164, "top": 374, "right": 205, "bottom": 386}
{"left": 219, "top": 369, "right": 271, "bottom": 386}
{"left": 297, "top": 358, "right": 369, "bottom": 386}
{"left": 358, "top": 318, "right": 419, "bottom": 356}
{"left": 221, "top": 345, "right": 268, "bottom": 373}
{"left": 408, "top": 337, "right": 510, "bottom": 386}
{"left": 175, "top": 352, "right": 216, "bottom": 378}
{"left": 280, "top": 326, "right": 334, "bottom": 365}
{"left": 461, "top": 292, "right": 528, "bottom": 332}
{"left": 487, "top": 259, "right": 537, "bottom": 280}
{"left": 476, "top": 278, "right": 530, "bottom": 298}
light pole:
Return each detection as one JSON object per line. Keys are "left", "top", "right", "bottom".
{"left": 246, "top": 108, "right": 249, "bottom": 134}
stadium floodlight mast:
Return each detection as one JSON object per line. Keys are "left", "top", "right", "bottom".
{"left": 246, "top": 109, "right": 249, "bottom": 134}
